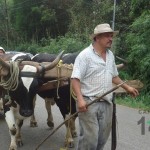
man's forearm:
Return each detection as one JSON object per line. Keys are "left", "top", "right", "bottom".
{"left": 112, "top": 76, "right": 130, "bottom": 91}
{"left": 71, "top": 78, "right": 83, "bottom": 100}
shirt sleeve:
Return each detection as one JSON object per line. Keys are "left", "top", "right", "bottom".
{"left": 112, "top": 56, "right": 119, "bottom": 77}
{"left": 71, "top": 54, "right": 87, "bottom": 80}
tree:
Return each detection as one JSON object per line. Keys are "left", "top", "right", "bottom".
{"left": 68, "top": 0, "right": 113, "bottom": 41}
{"left": 126, "top": 1, "right": 150, "bottom": 92}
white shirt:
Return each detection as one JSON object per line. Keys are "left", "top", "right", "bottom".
{"left": 71, "top": 44, "right": 118, "bottom": 103}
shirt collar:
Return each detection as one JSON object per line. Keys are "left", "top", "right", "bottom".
{"left": 90, "top": 44, "right": 109, "bottom": 57}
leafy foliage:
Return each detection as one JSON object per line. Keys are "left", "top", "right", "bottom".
{"left": 15, "top": 35, "right": 89, "bottom": 55}
{"left": 126, "top": 9, "right": 150, "bottom": 92}
{"left": 0, "top": 0, "right": 149, "bottom": 95}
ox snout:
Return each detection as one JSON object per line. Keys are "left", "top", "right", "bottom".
{"left": 20, "top": 109, "right": 33, "bottom": 117}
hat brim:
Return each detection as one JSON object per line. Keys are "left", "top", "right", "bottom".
{"left": 90, "top": 30, "right": 119, "bottom": 39}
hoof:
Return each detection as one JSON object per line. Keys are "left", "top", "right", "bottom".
{"left": 9, "top": 145, "right": 17, "bottom": 150}
{"left": 0, "top": 112, "right": 5, "bottom": 119}
{"left": 64, "top": 141, "right": 74, "bottom": 148}
{"left": 72, "top": 131, "right": 78, "bottom": 138}
{"left": 17, "top": 140, "right": 23, "bottom": 147}
{"left": 50, "top": 100, "right": 55, "bottom": 105}
{"left": 30, "top": 121, "right": 38, "bottom": 127}
{"left": 47, "top": 121, "right": 54, "bottom": 129}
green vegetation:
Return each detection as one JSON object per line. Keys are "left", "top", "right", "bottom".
{"left": 0, "top": 0, "right": 149, "bottom": 106}
{"left": 116, "top": 93, "right": 150, "bottom": 110}
{"left": 14, "top": 35, "right": 89, "bottom": 54}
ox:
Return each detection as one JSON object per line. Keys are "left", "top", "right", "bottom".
{"left": 32, "top": 52, "right": 79, "bottom": 148}
{"left": 0, "top": 53, "right": 32, "bottom": 118}
{"left": 0, "top": 52, "right": 63, "bottom": 150}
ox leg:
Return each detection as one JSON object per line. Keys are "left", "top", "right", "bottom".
{"left": 45, "top": 98, "right": 54, "bottom": 129}
{"left": 64, "top": 114, "right": 75, "bottom": 148}
{"left": 69, "top": 116, "right": 77, "bottom": 138}
{"left": 30, "top": 96, "right": 38, "bottom": 127}
{"left": 0, "top": 98, "right": 4, "bottom": 117}
{"left": 15, "top": 119, "right": 23, "bottom": 147}
{"left": 5, "top": 108, "right": 17, "bottom": 150}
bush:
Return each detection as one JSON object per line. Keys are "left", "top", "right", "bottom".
{"left": 39, "top": 35, "right": 89, "bottom": 54}
{"left": 14, "top": 43, "right": 39, "bottom": 55}
{"left": 10, "top": 35, "right": 90, "bottom": 55}
{"left": 126, "top": 11, "right": 150, "bottom": 92}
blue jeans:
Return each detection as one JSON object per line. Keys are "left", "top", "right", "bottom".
{"left": 76, "top": 98, "right": 113, "bottom": 150}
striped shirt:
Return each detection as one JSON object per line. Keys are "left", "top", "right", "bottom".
{"left": 71, "top": 44, "right": 118, "bottom": 103}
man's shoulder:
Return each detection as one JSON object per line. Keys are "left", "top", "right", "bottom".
{"left": 107, "top": 49, "right": 115, "bottom": 57}
{"left": 78, "top": 44, "right": 93, "bottom": 57}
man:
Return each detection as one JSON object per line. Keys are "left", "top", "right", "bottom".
{"left": 0, "top": 46, "right": 5, "bottom": 55}
{"left": 71, "top": 23, "right": 139, "bottom": 150}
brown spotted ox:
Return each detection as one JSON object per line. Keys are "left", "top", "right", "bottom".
{"left": 31, "top": 52, "right": 126, "bottom": 148}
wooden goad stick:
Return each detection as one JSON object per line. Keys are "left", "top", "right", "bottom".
{"left": 35, "top": 81, "right": 127, "bottom": 150}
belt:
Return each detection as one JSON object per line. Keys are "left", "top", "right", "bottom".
{"left": 83, "top": 95, "right": 105, "bottom": 102}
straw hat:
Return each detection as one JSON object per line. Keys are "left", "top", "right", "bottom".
{"left": 91, "top": 23, "right": 119, "bottom": 39}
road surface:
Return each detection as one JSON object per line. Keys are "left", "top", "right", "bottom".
{"left": 0, "top": 95, "right": 150, "bottom": 150}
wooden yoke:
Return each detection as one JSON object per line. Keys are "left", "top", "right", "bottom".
{"left": 38, "top": 63, "right": 73, "bottom": 91}
{"left": 43, "top": 63, "right": 73, "bottom": 78}
{"left": 0, "top": 61, "right": 73, "bottom": 78}
{"left": 0, "top": 58, "right": 143, "bottom": 92}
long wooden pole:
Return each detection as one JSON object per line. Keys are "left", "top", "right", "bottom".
{"left": 35, "top": 81, "right": 127, "bottom": 150}
{"left": 4, "top": 0, "right": 9, "bottom": 48}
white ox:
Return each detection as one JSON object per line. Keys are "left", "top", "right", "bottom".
{"left": 0, "top": 52, "right": 63, "bottom": 150}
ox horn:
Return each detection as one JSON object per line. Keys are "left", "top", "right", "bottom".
{"left": 116, "top": 56, "right": 128, "bottom": 70}
{"left": 116, "top": 56, "right": 127, "bottom": 64}
{"left": 38, "top": 50, "right": 64, "bottom": 73}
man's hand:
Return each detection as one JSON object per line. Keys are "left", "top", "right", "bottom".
{"left": 71, "top": 78, "right": 88, "bottom": 112}
{"left": 77, "top": 98, "right": 87, "bottom": 112}
{"left": 112, "top": 76, "right": 139, "bottom": 98}
{"left": 126, "top": 86, "right": 139, "bottom": 98}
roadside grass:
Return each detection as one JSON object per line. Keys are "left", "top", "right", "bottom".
{"left": 115, "top": 93, "right": 150, "bottom": 111}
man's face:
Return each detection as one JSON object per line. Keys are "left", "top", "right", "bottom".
{"left": 96, "top": 32, "right": 113, "bottom": 49}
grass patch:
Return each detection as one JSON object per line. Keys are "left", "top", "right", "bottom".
{"left": 115, "top": 93, "right": 150, "bottom": 110}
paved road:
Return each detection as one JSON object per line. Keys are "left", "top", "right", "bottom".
{"left": 0, "top": 96, "right": 150, "bottom": 150}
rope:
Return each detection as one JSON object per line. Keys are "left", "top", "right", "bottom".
{"left": 71, "top": 87, "right": 77, "bottom": 101}
{"left": 64, "top": 78, "right": 73, "bottom": 149}
{"left": 56, "top": 61, "right": 73, "bottom": 149}
{"left": 56, "top": 60, "right": 63, "bottom": 99}
{"left": 0, "top": 61, "right": 19, "bottom": 91}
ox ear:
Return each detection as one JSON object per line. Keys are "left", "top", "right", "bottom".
{"left": 116, "top": 64, "right": 125, "bottom": 70}
{"left": 0, "top": 57, "right": 10, "bottom": 69}
{"left": 38, "top": 50, "right": 64, "bottom": 73}
{"left": 0, "top": 57, "right": 10, "bottom": 76}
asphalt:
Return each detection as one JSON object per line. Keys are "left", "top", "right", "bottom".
{"left": 0, "top": 96, "right": 150, "bottom": 150}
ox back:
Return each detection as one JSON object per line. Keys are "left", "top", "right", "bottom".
{"left": 32, "top": 52, "right": 79, "bottom": 119}
{"left": 1, "top": 53, "right": 32, "bottom": 61}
